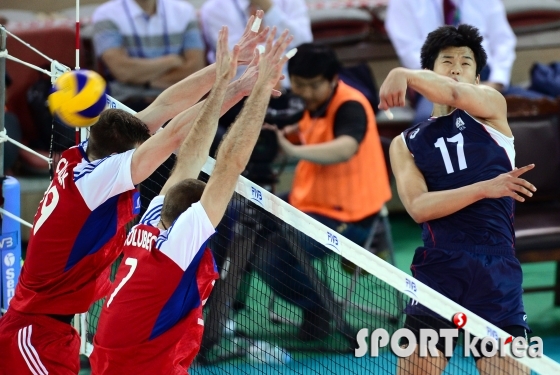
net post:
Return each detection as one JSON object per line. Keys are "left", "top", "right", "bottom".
{"left": 1, "top": 177, "right": 22, "bottom": 314}
{"left": 0, "top": 25, "right": 7, "bottom": 175}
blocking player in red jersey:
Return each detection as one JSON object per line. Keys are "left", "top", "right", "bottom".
{"left": 90, "top": 28, "right": 293, "bottom": 375}
{"left": 0, "top": 14, "right": 271, "bottom": 375}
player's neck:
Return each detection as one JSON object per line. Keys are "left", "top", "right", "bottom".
{"left": 432, "top": 104, "right": 456, "bottom": 118}
{"left": 135, "top": 0, "right": 157, "bottom": 15}
{"left": 85, "top": 149, "right": 102, "bottom": 162}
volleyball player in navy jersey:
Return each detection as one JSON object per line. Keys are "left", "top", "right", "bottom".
{"left": 380, "top": 25, "right": 535, "bottom": 375}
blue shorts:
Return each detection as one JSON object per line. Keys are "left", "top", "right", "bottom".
{"left": 406, "top": 246, "right": 530, "bottom": 331}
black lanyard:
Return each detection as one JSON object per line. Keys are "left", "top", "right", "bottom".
{"left": 123, "top": 0, "right": 171, "bottom": 58}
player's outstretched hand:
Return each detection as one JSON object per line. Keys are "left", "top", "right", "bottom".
{"left": 237, "top": 50, "right": 282, "bottom": 98}
{"left": 378, "top": 68, "right": 408, "bottom": 111}
{"left": 215, "top": 26, "right": 240, "bottom": 84}
{"left": 237, "top": 10, "right": 269, "bottom": 65}
{"left": 484, "top": 164, "right": 537, "bottom": 202}
{"left": 255, "top": 28, "right": 294, "bottom": 91}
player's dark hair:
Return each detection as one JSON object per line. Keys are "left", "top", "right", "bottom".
{"left": 288, "top": 43, "right": 341, "bottom": 80}
{"left": 161, "top": 179, "right": 207, "bottom": 226}
{"left": 420, "top": 24, "right": 488, "bottom": 76}
{"left": 88, "top": 109, "right": 150, "bottom": 159}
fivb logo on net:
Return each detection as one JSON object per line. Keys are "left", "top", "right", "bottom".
{"left": 355, "top": 312, "right": 544, "bottom": 360}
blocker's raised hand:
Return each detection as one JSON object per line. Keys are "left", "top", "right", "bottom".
{"left": 215, "top": 26, "right": 240, "bottom": 83}
{"left": 255, "top": 28, "right": 294, "bottom": 91}
{"left": 238, "top": 50, "right": 282, "bottom": 98}
{"left": 237, "top": 10, "right": 269, "bottom": 65}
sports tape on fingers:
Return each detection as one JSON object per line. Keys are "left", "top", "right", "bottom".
{"left": 257, "top": 45, "right": 265, "bottom": 54}
{"left": 285, "top": 48, "right": 297, "bottom": 59}
{"left": 251, "top": 17, "right": 262, "bottom": 32}
{"left": 384, "top": 109, "right": 394, "bottom": 120}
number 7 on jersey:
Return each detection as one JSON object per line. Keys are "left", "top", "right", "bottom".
{"left": 106, "top": 257, "right": 138, "bottom": 308}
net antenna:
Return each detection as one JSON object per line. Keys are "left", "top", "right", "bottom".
{"left": 75, "top": 0, "right": 80, "bottom": 71}
{"left": 75, "top": 0, "right": 82, "bottom": 145}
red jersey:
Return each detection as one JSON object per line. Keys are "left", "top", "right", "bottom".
{"left": 91, "top": 196, "right": 218, "bottom": 375}
{"left": 10, "top": 141, "right": 140, "bottom": 315}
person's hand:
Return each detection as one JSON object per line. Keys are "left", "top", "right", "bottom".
{"left": 255, "top": 28, "right": 294, "bottom": 91}
{"left": 237, "top": 50, "right": 282, "bottom": 97}
{"left": 482, "top": 164, "right": 537, "bottom": 202}
{"left": 282, "top": 124, "right": 299, "bottom": 136}
{"left": 378, "top": 68, "right": 408, "bottom": 111}
{"left": 481, "top": 81, "right": 505, "bottom": 93}
{"left": 215, "top": 26, "right": 240, "bottom": 84}
{"left": 237, "top": 10, "right": 269, "bottom": 65}
{"left": 263, "top": 123, "right": 294, "bottom": 154}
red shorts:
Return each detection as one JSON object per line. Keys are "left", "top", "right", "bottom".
{"left": 90, "top": 338, "right": 177, "bottom": 375}
{"left": 91, "top": 307, "right": 204, "bottom": 375}
{"left": 0, "top": 309, "right": 81, "bottom": 375}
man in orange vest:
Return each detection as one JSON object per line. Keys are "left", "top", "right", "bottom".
{"left": 260, "top": 43, "right": 391, "bottom": 341}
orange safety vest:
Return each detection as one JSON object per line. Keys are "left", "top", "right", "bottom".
{"left": 289, "top": 81, "right": 391, "bottom": 222}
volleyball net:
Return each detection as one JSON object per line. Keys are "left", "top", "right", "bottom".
{"left": 75, "top": 94, "right": 559, "bottom": 374}
{"left": 2, "top": 23, "right": 560, "bottom": 375}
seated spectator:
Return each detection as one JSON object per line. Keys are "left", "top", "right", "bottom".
{"left": 199, "top": 0, "right": 312, "bottom": 87}
{"left": 92, "top": 0, "right": 206, "bottom": 111}
{"left": 254, "top": 43, "right": 392, "bottom": 341}
{"left": 385, "top": 0, "right": 548, "bottom": 124}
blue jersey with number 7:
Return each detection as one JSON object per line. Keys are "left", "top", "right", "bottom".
{"left": 401, "top": 109, "right": 516, "bottom": 253}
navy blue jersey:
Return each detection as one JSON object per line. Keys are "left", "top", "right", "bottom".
{"left": 402, "top": 110, "right": 516, "bottom": 253}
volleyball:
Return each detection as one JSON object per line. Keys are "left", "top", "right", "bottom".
{"left": 48, "top": 70, "right": 107, "bottom": 127}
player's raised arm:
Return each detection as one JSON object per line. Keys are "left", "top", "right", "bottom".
{"left": 130, "top": 32, "right": 273, "bottom": 187}
{"left": 159, "top": 27, "right": 240, "bottom": 195}
{"left": 379, "top": 67, "right": 507, "bottom": 125}
{"left": 379, "top": 26, "right": 511, "bottom": 134}
{"left": 137, "top": 11, "right": 269, "bottom": 133}
{"left": 201, "top": 30, "right": 294, "bottom": 227}
{"left": 390, "top": 136, "right": 536, "bottom": 223}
